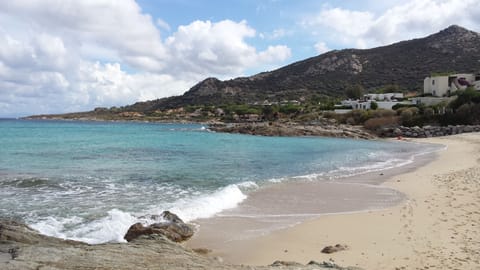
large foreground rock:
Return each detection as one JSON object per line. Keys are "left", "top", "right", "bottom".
{"left": 124, "top": 211, "right": 194, "bottom": 242}
{"left": 0, "top": 219, "right": 364, "bottom": 270}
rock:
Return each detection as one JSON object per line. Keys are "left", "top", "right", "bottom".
{"left": 124, "top": 211, "right": 194, "bottom": 242}
{"left": 321, "top": 244, "right": 349, "bottom": 254}
{"left": 192, "top": 248, "right": 212, "bottom": 255}
{"left": 308, "top": 261, "right": 364, "bottom": 270}
{"left": 379, "top": 125, "right": 480, "bottom": 138}
{"left": 270, "top": 260, "right": 303, "bottom": 267}
{"left": 0, "top": 219, "right": 365, "bottom": 270}
{"left": 209, "top": 122, "right": 377, "bottom": 139}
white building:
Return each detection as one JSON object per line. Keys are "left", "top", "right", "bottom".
{"left": 424, "top": 73, "right": 480, "bottom": 97}
{"left": 337, "top": 92, "right": 405, "bottom": 111}
{"left": 364, "top": 93, "right": 404, "bottom": 101}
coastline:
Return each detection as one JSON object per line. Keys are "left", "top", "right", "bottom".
{"left": 188, "top": 133, "right": 480, "bottom": 269}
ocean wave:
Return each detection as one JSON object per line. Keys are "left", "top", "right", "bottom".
{"left": 0, "top": 177, "right": 63, "bottom": 189}
{"left": 158, "top": 182, "right": 256, "bottom": 222}
{"left": 270, "top": 142, "right": 444, "bottom": 183}
{"left": 28, "top": 182, "right": 256, "bottom": 244}
{"left": 168, "top": 126, "right": 208, "bottom": 132}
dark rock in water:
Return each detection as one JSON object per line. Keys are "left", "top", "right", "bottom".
{"left": 161, "top": 210, "right": 184, "bottom": 224}
{"left": 124, "top": 211, "right": 194, "bottom": 242}
{"left": 321, "top": 244, "right": 349, "bottom": 254}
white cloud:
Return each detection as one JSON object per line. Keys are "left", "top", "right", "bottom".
{"left": 308, "top": 8, "right": 374, "bottom": 37}
{"left": 314, "top": 41, "right": 330, "bottom": 54}
{"left": 260, "top": 28, "right": 289, "bottom": 40}
{"left": 258, "top": 45, "right": 291, "bottom": 63}
{"left": 74, "top": 62, "right": 192, "bottom": 106}
{"left": 0, "top": 60, "right": 194, "bottom": 117}
{"left": 0, "top": 0, "right": 167, "bottom": 71}
{"left": 164, "top": 20, "right": 291, "bottom": 79}
{"left": 0, "top": 1, "right": 292, "bottom": 116}
{"left": 306, "top": 0, "right": 480, "bottom": 49}
{"left": 156, "top": 18, "right": 171, "bottom": 32}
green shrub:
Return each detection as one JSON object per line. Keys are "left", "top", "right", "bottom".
{"left": 279, "top": 104, "right": 302, "bottom": 114}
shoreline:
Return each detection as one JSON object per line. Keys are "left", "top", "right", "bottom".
{"left": 186, "top": 149, "right": 437, "bottom": 253}
{"left": 188, "top": 133, "right": 480, "bottom": 269}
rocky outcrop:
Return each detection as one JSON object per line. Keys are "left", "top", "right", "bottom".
{"left": 0, "top": 219, "right": 365, "bottom": 270}
{"left": 379, "top": 125, "right": 480, "bottom": 138}
{"left": 124, "top": 211, "right": 194, "bottom": 242}
{"left": 209, "top": 122, "right": 377, "bottom": 139}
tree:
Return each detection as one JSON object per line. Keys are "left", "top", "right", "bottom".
{"left": 262, "top": 105, "right": 279, "bottom": 121}
{"left": 345, "top": 84, "right": 364, "bottom": 99}
{"left": 370, "top": 101, "right": 378, "bottom": 110}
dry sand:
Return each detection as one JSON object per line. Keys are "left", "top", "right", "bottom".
{"left": 191, "top": 133, "right": 480, "bottom": 270}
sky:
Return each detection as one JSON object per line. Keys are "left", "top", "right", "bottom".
{"left": 0, "top": 0, "right": 479, "bottom": 117}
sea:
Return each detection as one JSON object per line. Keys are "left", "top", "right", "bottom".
{"left": 0, "top": 119, "right": 443, "bottom": 244}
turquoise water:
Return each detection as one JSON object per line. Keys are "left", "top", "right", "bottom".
{"left": 0, "top": 119, "right": 441, "bottom": 243}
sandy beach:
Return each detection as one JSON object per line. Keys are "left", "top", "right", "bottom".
{"left": 189, "top": 133, "right": 480, "bottom": 270}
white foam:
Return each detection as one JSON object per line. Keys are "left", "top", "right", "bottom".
{"left": 272, "top": 143, "right": 444, "bottom": 183}
{"left": 30, "top": 209, "right": 137, "bottom": 244}
{"left": 30, "top": 216, "right": 83, "bottom": 239}
{"left": 165, "top": 182, "right": 254, "bottom": 222}
{"left": 28, "top": 181, "right": 256, "bottom": 244}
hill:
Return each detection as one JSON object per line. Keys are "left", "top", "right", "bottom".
{"left": 124, "top": 25, "right": 480, "bottom": 112}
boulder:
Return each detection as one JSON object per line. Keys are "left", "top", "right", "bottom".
{"left": 124, "top": 211, "right": 194, "bottom": 242}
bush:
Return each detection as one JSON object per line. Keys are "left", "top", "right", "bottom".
{"left": 224, "top": 104, "right": 261, "bottom": 115}
{"left": 372, "top": 109, "right": 396, "bottom": 118}
{"left": 401, "top": 109, "right": 413, "bottom": 123}
{"left": 345, "top": 84, "right": 364, "bottom": 99}
{"left": 364, "top": 116, "right": 400, "bottom": 131}
{"left": 392, "top": 103, "right": 418, "bottom": 110}
{"left": 279, "top": 104, "right": 302, "bottom": 114}
{"left": 409, "top": 107, "right": 420, "bottom": 115}
{"left": 322, "top": 111, "right": 337, "bottom": 119}
{"left": 296, "top": 112, "right": 319, "bottom": 122}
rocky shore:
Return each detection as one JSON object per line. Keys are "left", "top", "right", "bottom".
{"left": 0, "top": 219, "right": 364, "bottom": 270}
{"left": 209, "top": 122, "right": 377, "bottom": 139}
{"left": 380, "top": 125, "right": 480, "bottom": 138}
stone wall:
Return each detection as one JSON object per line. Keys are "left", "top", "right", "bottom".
{"left": 380, "top": 125, "right": 480, "bottom": 138}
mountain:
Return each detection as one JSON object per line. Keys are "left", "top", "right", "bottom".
{"left": 123, "top": 25, "right": 480, "bottom": 112}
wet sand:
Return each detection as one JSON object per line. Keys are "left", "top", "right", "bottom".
{"left": 188, "top": 133, "right": 480, "bottom": 269}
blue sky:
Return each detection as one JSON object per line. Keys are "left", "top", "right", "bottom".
{"left": 0, "top": 0, "right": 479, "bottom": 117}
